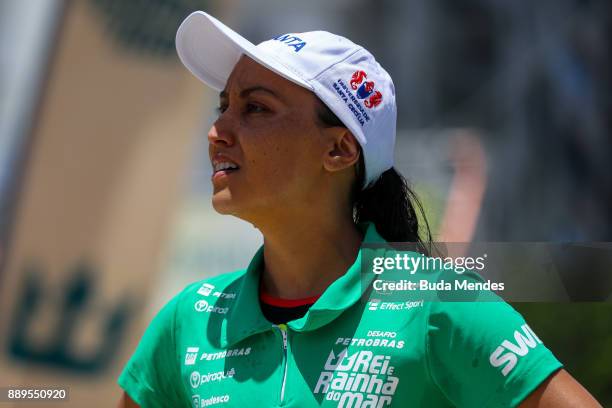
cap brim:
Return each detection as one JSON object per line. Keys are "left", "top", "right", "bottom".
{"left": 176, "top": 11, "right": 312, "bottom": 92}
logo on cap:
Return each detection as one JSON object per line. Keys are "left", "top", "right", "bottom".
{"left": 349, "top": 70, "right": 383, "bottom": 108}
{"left": 271, "top": 33, "right": 307, "bottom": 52}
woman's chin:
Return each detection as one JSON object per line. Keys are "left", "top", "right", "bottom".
{"left": 211, "top": 192, "right": 241, "bottom": 215}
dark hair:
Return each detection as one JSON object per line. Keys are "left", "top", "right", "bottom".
{"left": 316, "top": 100, "right": 433, "bottom": 253}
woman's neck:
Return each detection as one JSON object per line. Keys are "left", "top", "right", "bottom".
{"left": 258, "top": 215, "right": 363, "bottom": 300}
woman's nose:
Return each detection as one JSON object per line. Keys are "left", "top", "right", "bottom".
{"left": 207, "top": 118, "right": 235, "bottom": 147}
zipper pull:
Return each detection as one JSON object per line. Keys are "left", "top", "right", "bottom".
{"left": 278, "top": 324, "right": 288, "bottom": 350}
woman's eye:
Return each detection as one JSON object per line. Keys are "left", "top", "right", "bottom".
{"left": 216, "top": 102, "right": 268, "bottom": 115}
{"left": 246, "top": 103, "right": 267, "bottom": 114}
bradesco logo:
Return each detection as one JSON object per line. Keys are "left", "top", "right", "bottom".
{"left": 489, "top": 324, "right": 543, "bottom": 376}
{"left": 314, "top": 349, "right": 399, "bottom": 407}
{"left": 192, "top": 394, "right": 230, "bottom": 408}
{"left": 194, "top": 299, "right": 229, "bottom": 314}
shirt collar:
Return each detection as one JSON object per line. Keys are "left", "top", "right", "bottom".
{"left": 223, "top": 222, "right": 388, "bottom": 347}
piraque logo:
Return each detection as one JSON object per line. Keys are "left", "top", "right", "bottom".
{"left": 489, "top": 324, "right": 543, "bottom": 376}
{"left": 314, "top": 348, "right": 399, "bottom": 407}
{"left": 349, "top": 70, "right": 383, "bottom": 108}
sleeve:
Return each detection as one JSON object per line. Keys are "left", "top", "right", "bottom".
{"left": 425, "top": 278, "right": 563, "bottom": 407}
{"left": 118, "top": 291, "right": 187, "bottom": 408}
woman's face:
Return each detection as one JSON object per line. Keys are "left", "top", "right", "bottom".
{"left": 208, "top": 56, "right": 337, "bottom": 222}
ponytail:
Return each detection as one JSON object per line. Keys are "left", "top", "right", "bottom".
{"left": 353, "top": 157, "right": 433, "bottom": 253}
{"left": 316, "top": 99, "right": 433, "bottom": 252}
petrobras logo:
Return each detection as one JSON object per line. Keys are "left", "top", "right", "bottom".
{"left": 194, "top": 299, "right": 229, "bottom": 314}
{"left": 335, "top": 331, "right": 405, "bottom": 350}
{"left": 197, "top": 283, "right": 236, "bottom": 300}
{"left": 190, "top": 368, "right": 236, "bottom": 389}
{"left": 185, "top": 346, "right": 199, "bottom": 365}
{"left": 314, "top": 348, "right": 399, "bottom": 408}
{"left": 271, "top": 33, "right": 306, "bottom": 52}
{"left": 349, "top": 70, "right": 383, "bottom": 108}
{"left": 197, "top": 283, "right": 215, "bottom": 296}
{"left": 489, "top": 324, "right": 543, "bottom": 376}
{"left": 200, "top": 347, "right": 252, "bottom": 361}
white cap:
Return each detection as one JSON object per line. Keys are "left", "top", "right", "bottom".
{"left": 176, "top": 11, "right": 396, "bottom": 187}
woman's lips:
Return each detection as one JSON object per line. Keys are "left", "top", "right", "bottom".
{"left": 212, "top": 168, "right": 239, "bottom": 182}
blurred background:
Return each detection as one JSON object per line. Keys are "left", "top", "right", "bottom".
{"left": 0, "top": 0, "right": 610, "bottom": 406}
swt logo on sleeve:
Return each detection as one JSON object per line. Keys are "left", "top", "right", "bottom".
{"left": 489, "top": 324, "right": 543, "bottom": 376}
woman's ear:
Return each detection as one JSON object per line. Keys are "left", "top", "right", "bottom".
{"left": 322, "top": 128, "right": 361, "bottom": 173}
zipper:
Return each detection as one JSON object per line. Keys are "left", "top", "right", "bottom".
{"left": 274, "top": 324, "right": 289, "bottom": 404}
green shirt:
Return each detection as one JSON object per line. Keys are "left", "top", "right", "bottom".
{"left": 118, "top": 223, "right": 562, "bottom": 407}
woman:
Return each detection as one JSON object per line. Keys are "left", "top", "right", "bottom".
{"left": 117, "top": 11, "right": 601, "bottom": 408}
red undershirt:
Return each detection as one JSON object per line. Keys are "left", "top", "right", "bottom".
{"left": 259, "top": 289, "right": 321, "bottom": 325}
